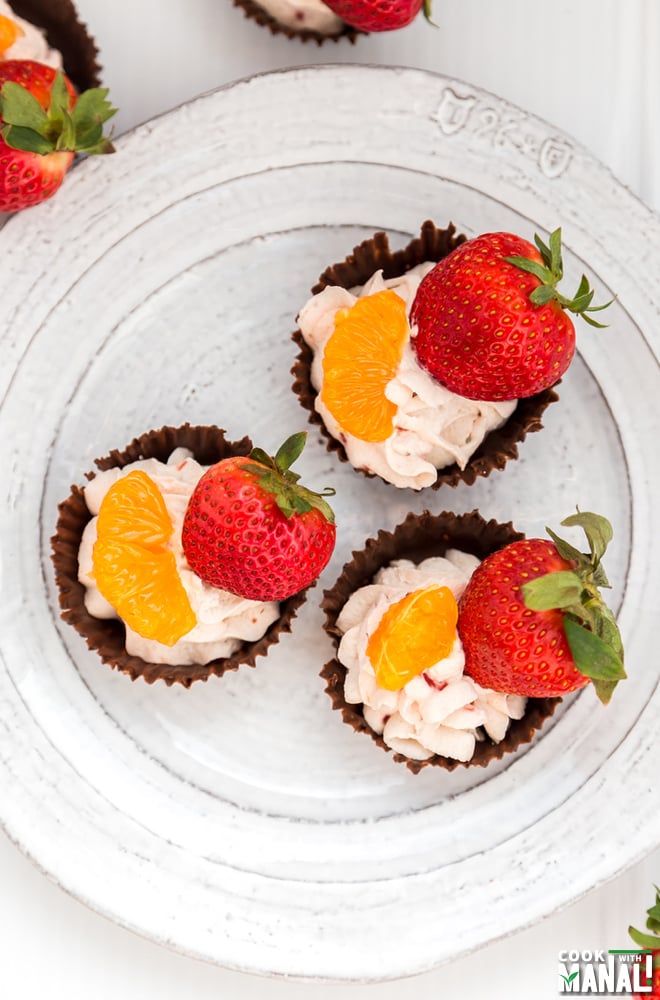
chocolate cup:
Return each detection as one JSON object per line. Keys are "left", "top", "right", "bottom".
{"left": 231, "top": 0, "right": 361, "bottom": 44}
{"left": 51, "top": 424, "right": 310, "bottom": 687}
{"left": 291, "top": 220, "right": 559, "bottom": 490}
{"left": 11, "top": 0, "right": 102, "bottom": 91}
{"left": 321, "top": 509, "right": 560, "bottom": 773}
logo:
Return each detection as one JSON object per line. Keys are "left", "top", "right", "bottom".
{"left": 558, "top": 950, "right": 654, "bottom": 994}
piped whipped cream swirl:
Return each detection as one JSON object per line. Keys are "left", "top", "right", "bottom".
{"left": 253, "top": 0, "right": 344, "bottom": 33}
{"left": 336, "top": 552, "right": 527, "bottom": 762}
{"left": 298, "top": 264, "right": 517, "bottom": 490}
{"left": 78, "top": 449, "right": 280, "bottom": 665}
{"left": 0, "top": 1, "right": 63, "bottom": 67}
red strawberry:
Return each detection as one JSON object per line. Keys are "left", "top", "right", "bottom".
{"left": 182, "top": 432, "right": 336, "bottom": 602}
{"left": 630, "top": 887, "right": 660, "bottom": 998}
{"left": 323, "top": 0, "right": 428, "bottom": 31}
{"left": 410, "top": 228, "right": 611, "bottom": 401}
{"left": 458, "top": 511, "right": 625, "bottom": 702}
{"left": 0, "top": 59, "right": 116, "bottom": 212}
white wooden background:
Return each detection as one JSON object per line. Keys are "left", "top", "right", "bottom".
{"left": 1, "top": 0, "right": 658, "bottom": 996}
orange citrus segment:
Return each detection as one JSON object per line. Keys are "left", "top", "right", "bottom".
{"left": 367, "top": 585, "right": 458, "bottom": 691}
{"left": 0, "top": 15, "right": 24, "bottom": 55}
{"left": 92, "top": 470, "right": 196, "bottom": 646}
{"left": 320, "top": 288, "right": 409, "bottom": 442}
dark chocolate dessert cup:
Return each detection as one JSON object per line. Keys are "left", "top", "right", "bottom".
{"left": 11, "top": 0, "right": 101, "bottom": 90}
{"left": 292, "top": 220, "right": 559, "bottom": 490}
{"left": 321, "top": 508, "right": 560, "bottom": 773}
{"left": 51, "top": 424, "right": 309, "bottom": 687}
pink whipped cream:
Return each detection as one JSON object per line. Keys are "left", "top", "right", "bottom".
{"left": 336, "top": 552, "right": 527, "bottom": 762}
{"left": 77, "top": 448, "right": 280, "bottom": 666}
{"left": 0, "top": 1, "right": 62, "bottom": 67}
{"left": 255, "top": 0, "right": 343, "bottom": 33}
{"left": 297, "top": 264, "right": 517, "bottom": 490}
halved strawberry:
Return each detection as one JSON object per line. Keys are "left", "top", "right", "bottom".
{"left": 0, "top": 59, "right": 116, "bottom": 212}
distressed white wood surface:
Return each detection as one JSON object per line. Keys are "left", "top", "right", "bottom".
{"left": 0, "top": 0, "right": 659, "bottom": 997}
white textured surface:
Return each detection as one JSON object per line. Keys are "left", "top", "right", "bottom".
{"left": 0, "top": 0, "right": 659, "bottom": 996}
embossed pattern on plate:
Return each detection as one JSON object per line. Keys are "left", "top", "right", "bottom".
{"left": 0, "top": 66, "right": 659, "bottom": 981}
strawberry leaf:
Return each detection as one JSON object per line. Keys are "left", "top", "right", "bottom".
{"left": 564, "top": 616, "right": 626, "bottom": 700}
{"left": 580, "top": 312, "right": 610, "bottom": 330}
{"left": 0, "top": 80, "right": 48, "bottom": 132}
{"left": 1, "top": 123, "right": 53, "bottom": 153}
{"left": 561, "top": 511, "right": 612, "bottom": 564}
{"left": 249, "top": 448, "right": 275, "bottom": 469}
{"left": 592, "top": 678, "right": 619, "bottom": 704}
{"left": 274, "top": 431, "right": 307, "bottom": 472}
{"left": 522, "top": 570, "right": 583, "bottom": 610}
{"left": 529, "top": 285, "right": 558, "bottom": 306}
{"left": 504, "top": 255, "right": 554, "bottom": 284}
{"left": 592, "top": 563, "right": 611, "bottom": 588}
{"left": 47, "top": 71, "right": 72, "bottom": 124}
{"left": 70, "top": 87, "right": 117, "bottom": 152}
{"left": 55, "top": 108, "right": 76, "bottom": 151}
{"left": 629, "top": 925, "right": 660, "bottom": 951}
{"left": 548, "top": 228, "right": 563, "bottom": 275}
{"left": 534, "top": 232, "right": 553, "bottom": 270}
{"left": 647, "top": 901, "right": 660, "bottom": 934}
{"left": 544, "top": 526, "right": 587, "bottom": 566}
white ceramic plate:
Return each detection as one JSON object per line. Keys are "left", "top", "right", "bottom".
{"left": 1, "top": 65, "right": 659, "bottom": 982}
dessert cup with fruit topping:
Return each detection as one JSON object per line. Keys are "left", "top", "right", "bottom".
{"left": 321, "top": 509, "right": 563, "bottom": 773}
{"left": 51, "top": 424, "right": 334, "bottom": 687}
{"left": 231, "top": 0, "right": 360, "bottom": 44}
{"left": 322, "top": 506, "right": 623, "bottom": 773}
{"left": 2, "top": 0, "right": 100, "bottom": 90}
{"left": 292, "top": 220, "right": 559, "bottom": 490}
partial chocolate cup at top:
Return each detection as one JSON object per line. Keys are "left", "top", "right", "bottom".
{"left": 11, "top": 0, "right": 102, "bottom": 91}
{"left": 291, "top": 219, "right": 560, "bottom": 490}
{"left": 321, "top": 508, "right": 560, "bottom": 774}
{"left": 51, "top": 424, "right": 310, "bottom": 687}
{"left": 231, "top": 0, "right": 361, "bottom": 44}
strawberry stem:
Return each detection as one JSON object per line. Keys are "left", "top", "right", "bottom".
{"left": 243, "top": 432, "right": 336, "bottom": 523}
{"left": 505, "top": 228, "right": 614, "bottom": 328}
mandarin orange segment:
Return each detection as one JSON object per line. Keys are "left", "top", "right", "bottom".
{"left": 320, "top": 288, "right": 409, "bottom": 442}
{"left": 0, "top": 15, "right": 24, "bottom": 54}
{"left": 366, "top": 585, "right": 458, "bottom": 691}
{"left": 92, "top": 470, "right": 196, "bottom": 646}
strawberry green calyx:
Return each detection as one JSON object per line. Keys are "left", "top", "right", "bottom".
{"left": 422, "top": 0, "right": 436, "bottom": 24}
{"left": 629, "top": 886, "right": 660, "bottom": 952}
{"left": 0, "top": 72, "right": 117, "bottom": 155}
{"left": 505, "top": 228, "right": 613, "bottom": 329}
{"left": 242, "top": 431, "right": 336, "bottom": 523}
{"left": 521, "top": 510, "right": 625, "bottom": 704}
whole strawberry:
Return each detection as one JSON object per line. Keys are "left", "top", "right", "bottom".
{"left": 0, "top": 60, "right": 116, "bottom": 212}
{"left": 182, "top": 432, "right": 336, "bottom": 602}
{"left": 410, "top": 228, "right": 610, "bottom": 401}
{"left": 629, "top": 886, "right": 660, "bottom": 999}
{"left": 458, "top": 511, "right": 625, "bottom": 703}
{"left": 323, "top": 0, "right": 428, "bottom": 31}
